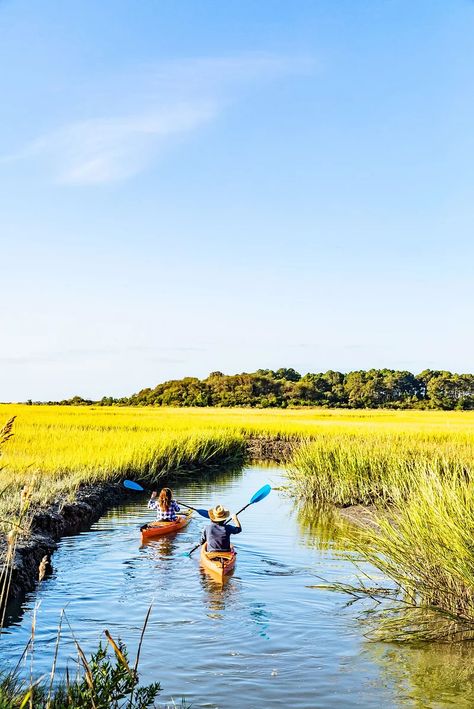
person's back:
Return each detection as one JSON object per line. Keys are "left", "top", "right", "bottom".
{"left": 148, "top": 487, "right": 180, "bottom": 522}
{"left": 201, "top": 504, "right": 242, "bottom": 552}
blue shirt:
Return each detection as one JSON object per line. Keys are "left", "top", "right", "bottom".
{"left": 200, "top": 521, "right": 241, "bottom": 552}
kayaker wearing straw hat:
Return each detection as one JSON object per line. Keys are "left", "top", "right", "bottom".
{"left": 200, "top": 504, "right": 242, "bottom": 552}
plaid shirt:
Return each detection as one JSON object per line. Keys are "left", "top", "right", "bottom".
{"left": 148, "top": 498, "right": 180, "bottom": 521}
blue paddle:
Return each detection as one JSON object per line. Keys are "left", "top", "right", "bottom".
{"left": 123, "top": 479, "right": 210, "bottom": 519}
{"left": 233, "top": 483, "right": 272, "bottom": 517}
{"left": 186, "top": 483, "right": 272, "bottom": 557}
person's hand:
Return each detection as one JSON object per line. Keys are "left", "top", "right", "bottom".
{"left": 151, "top": 491, "right": 158, "bottom": 498}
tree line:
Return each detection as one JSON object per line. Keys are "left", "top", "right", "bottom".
{"left": 36, "top": 368, "right": 474, "bottom": 410}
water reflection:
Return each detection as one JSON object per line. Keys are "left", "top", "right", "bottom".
{"left": 248, "top": 601, "right": 271, "bottom": 640}
{"left": 295, "top": 502, "right": 356, "bottom": 551}
{"left": 199, "top": 571, "right": 240, "bottom": 617}
{"left": 198, "top": 573, "right": 271, "bottom": 640}
{"left": 296, "top": 498, "right": 474, "bottom": 708}
{"left": 3, "top": 465, "right": 474, "bottom": 708}
{"left": 368, "top": 641, "right": 474, "bottom": 708}
{"left": 140, "top": 534, "right": 179, "bottom": 558}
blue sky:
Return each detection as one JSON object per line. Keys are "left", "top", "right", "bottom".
{"left": 1, "top": 0, "right": 473, "bottom": 401}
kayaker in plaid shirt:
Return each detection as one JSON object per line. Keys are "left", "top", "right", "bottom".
{"left": 148, "top": 487, "right": 181, "bottom": 521}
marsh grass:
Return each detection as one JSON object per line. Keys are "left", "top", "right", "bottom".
{"left": 2, "top": 405, "right": 474, "bottom": 642}
{"left": 0, "top": 406, "right": 248, "bottom": 519}
{"left": 283, "top": 416, "right": 474, "bottom": 641}
{"left": 288, "top": 436, "right": 473, "bottom": 507}
{"left": 0, "top": 405, "right": 472, "bottom": 519}
{"left": 336, "top": 469, "right": 474, "bottom": 642}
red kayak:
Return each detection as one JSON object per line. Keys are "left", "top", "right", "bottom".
{"left": 141, "top": 510, "right": 193, "bottom": 541}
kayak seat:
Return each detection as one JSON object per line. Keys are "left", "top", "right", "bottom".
{"left": 206, "top": 551, "right": 233, "bottom": 560}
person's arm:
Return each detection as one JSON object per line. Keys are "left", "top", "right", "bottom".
{"left": 172, "top": 500, "right": 180, "bottom": 513}
{"left": 200, "top": 527, "right": 207, "bottom": 545}
{"left": 227, "top": 515, "right": 242, "bottom": 535}
{"left": 148, "top": 491, "right": 158, "bottom": 510}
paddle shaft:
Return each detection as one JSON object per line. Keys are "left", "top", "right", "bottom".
{"left": 223, "top": 502, "right": 250, "bottom": 523}
{"left": 177, "top": 501, "right": 199, "bottom": 513}
{"left": 235, "top": 502, "right": 251, "bottom": 516}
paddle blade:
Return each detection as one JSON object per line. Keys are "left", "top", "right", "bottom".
{"left": 124, "top": 480, "right": 145, "bottom": 492}
{"left": 249, "top": 484, "right": 272, "bottom": 505}
{"left": 195, "top": 508, "right": 210, "bottom": 519}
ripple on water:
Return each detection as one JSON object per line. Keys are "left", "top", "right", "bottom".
{"left": 2, "top": 465, "right": 473, "bottom": 708}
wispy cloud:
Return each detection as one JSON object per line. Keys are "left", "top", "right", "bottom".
{"left": 3, "top": 52, "right": 313, "bottom": 185}
{"left": 25, "top": 102, "right": 217, "bottom": 185}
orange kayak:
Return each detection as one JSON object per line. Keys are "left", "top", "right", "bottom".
{"left": 141, "top": 510, "right": 192, "bottom": 540}
{"left": 200, "top": 543, "right": 236, "bottom": 583}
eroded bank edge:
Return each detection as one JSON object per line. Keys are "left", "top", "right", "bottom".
{"left": 3, "top": 437, "right": 297, "bottom": 605}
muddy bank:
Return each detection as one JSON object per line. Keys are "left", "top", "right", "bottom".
{"left": 4, "top": 483, "right": 128, "bottom": 603}
{"left": 245, "top": 437, "right": 299, "bottom": 462}
{"left": 4, "top": 436, "right": 299, "bottom": 607}
{"left": 338, "top": 504, "right": 379, "bottom": 530}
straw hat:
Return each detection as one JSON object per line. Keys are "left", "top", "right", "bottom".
{"left": 208, "top": 504, "right": 229, "bottom": 522}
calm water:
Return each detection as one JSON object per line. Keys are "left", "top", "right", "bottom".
{"left": 2, "top": 465, "right": 474, "bottom": 708}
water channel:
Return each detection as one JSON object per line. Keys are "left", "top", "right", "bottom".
{"left": 2, "top": 464, "right": 474, "bottom": 708}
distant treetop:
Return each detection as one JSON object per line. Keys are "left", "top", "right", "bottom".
{"left": 39, "top": 368, "right": 474, "bottom": 411}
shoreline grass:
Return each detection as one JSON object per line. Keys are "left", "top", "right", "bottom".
{"left": 288, "top": 435, "right": 473, "bottom": 506}
{"left": 286, "top": 425, "right": 474, "bottom": 641}
{"left": 2, "top": 403, "right": 474, "bottom": 642}
{"left": 1, "top": 403, "right": 472, "bottom": 521}
{"left": 337, "top": 469, "right": 474, "bottom": 642}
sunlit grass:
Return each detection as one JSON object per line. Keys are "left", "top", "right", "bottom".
{"left": 0, "top": 404, "right": 473, "bottom": 516}
{"left": 2, "top": 403, "right": 474, "bottom": 641}
{"left": 335, "top": 469, "right": 474, "bottom": 642}
{"left": 288, "top": 435, "right": 473, "bottom": 506}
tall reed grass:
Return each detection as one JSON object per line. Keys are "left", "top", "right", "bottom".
{"left": 281, "top": 413, "right": 474, "bottom": 641}
{"left": 338, "top": 469, "right": 474, "bottom": 642}
{"left": 288, "top": 435, "right": 473, "bottom": 506}
{"left": 2, "top": 404, "right": 474, "bottom": 642}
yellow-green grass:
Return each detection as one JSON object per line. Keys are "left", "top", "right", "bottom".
{"left": 288, "top": 435, "right": 474, "bottom": 506}
{"left": 1, "top": 404, "right": 474, "bottom": 639}
{"left": 0, "top": 405, "right": 251, "bottom": 520}
{"left": 0, "top": 403, "right": 472, "bottom": 516}
{"left": 340, "top": 468, "right": 474, "bottom": 641}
